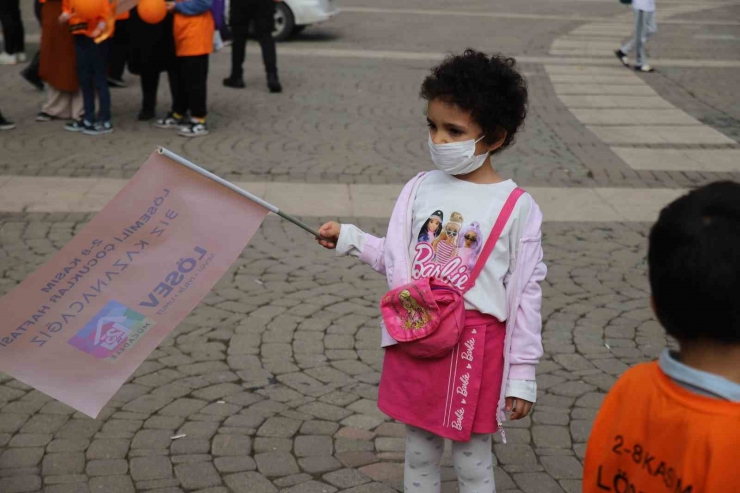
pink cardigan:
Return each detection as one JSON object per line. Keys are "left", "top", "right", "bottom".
{"left": 337, "top": 173, "right": 547, "bottom": 423}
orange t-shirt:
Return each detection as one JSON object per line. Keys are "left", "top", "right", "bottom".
{"left": 584, "top": 362, "right": 740, "bottom": 493}
{"left": 173, "top": 1, "right": 214, "bottom": 57}
{"left": 62, "top": 0, "right": 114, "bottom": 38}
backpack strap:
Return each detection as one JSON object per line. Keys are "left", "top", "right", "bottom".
{"left": 462, "top": 187, "right": 525, "bottom": 294}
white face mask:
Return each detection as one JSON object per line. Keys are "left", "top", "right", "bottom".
{"left": 428, "top": 133, "right": 489, "bottom": 175}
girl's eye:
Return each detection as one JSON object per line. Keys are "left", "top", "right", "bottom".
{"left": 449, "top": 129, "right": 462, "bottom": 136}
{"left": 427, "top": 123, "right": 436, "bottom": 129}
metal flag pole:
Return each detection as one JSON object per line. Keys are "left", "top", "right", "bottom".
{"left": 158, "top": 148, "right": 324, "bottom": 239}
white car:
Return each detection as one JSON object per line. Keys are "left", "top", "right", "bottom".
{"left": 274, "top": 0, "right": 340, "bottom": 40}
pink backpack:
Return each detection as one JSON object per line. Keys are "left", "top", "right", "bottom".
{"left": 380, "top": 188, "right": 525, "bottom": 358}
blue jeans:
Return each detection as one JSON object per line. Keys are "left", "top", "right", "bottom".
{"left": 621, "top": 9, "right": 657, "bottom": 67}
{"left": 74, "top": 36, "right": 111, "bottom": 122}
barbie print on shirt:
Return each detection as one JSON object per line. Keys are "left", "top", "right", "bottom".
{"left": 413, "top": 209, "right": 485, "bottom": 291}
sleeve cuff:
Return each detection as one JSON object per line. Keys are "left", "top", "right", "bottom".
{"left": 335, "top": 224, "right": 365, "bottom": 258}
{"left": 506, "top": 379, "right": 537, "bottom": 403}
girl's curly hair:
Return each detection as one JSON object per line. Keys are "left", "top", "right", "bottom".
{"left": 420, "top": 49, "right": 528, "bottom": 154}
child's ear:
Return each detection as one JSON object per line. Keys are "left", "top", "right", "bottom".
{"left": 487, "top": 129, "right": 507, "bottom": 153}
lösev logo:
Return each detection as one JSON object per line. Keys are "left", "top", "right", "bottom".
{"left": 67, "top": 300, "right": 156, "bottom": 361}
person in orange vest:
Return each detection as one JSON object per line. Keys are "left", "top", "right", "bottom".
{"left": 584, "top": 181, "right": 740, "bottom": 493}
{"left": 37, "top": 0, "right": 84, "bottom": 123}
{"left": 158, "top": 0, "right": 213, "bottom": 137}
{"left": 59, "top": 0, "right": 115, "bottom": 135}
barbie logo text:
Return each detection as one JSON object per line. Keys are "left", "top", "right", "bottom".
{"left": 461, "top": 338, "right": 475, "bottom": 361}
{"left": 457, "top": 373, "right": 470, "bottom": 397}
{"left": 451, "top": 408, "right": 465, "bottom": 431}
{"left": 411, "top": 243, "right": 470, "bottom": 290}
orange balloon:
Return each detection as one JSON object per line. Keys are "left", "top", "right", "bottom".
{"left": 138, "top": 0, "right": 167, "bottom": 24}
{"left": 71, "top": 0, "right": 103, "bottom": 20}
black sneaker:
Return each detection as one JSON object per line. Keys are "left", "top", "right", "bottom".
{"left": 223, "top": 76, "right": 245, "bottom": 89}
{"left": 107, "top": 77, "right": 127, "bottom": 88}
{"left": 138, "top": 109, "right": 156, "bottom": 121}
{"left": 36, "top": 111, "right": 57, "bottom": 122}
{"left": 64, "top": 119, "right": 93, "bottom": 132}
{"left": 155, "top": 112, "right": 188, "bottom": 129}
{"left": 615, "top": 49, "right": 629, "bottom": 67}
{"left": 83, "top": 121, "right": 114, "bottom": 135}
{"left": 178, "top": 121, "right": 209, "bottom": 138}
{"left": 267, "top": 72, "right": 282, "bottom": 93}
{"left": 0, "top": 115, "right": 15, "bottom": 130}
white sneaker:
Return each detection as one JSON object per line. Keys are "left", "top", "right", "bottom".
{"left": 155, "top": 113, "right": 189, "bottom": 130}
{"left": 0, "top": 52, "right": 18, "bottom": 65}
{"left": 16, "top": 52, "right": 27, "bottom": 63}
{"left": 178, "top": 121, "right": 210, "bottom": 138}
{"left": 635, "top": 64, "right": 654, "bottom": 73}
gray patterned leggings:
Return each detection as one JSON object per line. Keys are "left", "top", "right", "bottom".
{"left": 404, "top": 425, "right": 496, "bottom": 493}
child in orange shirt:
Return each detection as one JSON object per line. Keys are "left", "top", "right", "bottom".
{"left": 157, "top": 0, "right": 213, "bottom": 137}
{"left": 60, "top": 0, "right": 114, "bottom": 135}
{"left": 584, "top": 181, "right": 740, "bottom": 493}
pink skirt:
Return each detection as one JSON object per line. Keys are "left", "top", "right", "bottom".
{"left": 378, "top": 310, "right": 506, "bottom": 442}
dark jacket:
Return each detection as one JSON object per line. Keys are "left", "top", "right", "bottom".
{"left": 127, "top": 8, "right": 176, "bottom": 75}
{"left": 229, "top": 0, "right": 275, "bottom": 27}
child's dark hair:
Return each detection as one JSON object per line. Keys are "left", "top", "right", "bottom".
{"left": 649, "top": 181, "right": 740, "bottom": 345}
{"left": 420, "top": 49, "right": 528, "bottom": 154}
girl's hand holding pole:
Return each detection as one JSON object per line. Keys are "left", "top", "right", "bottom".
{"left": 316, "top": 222, "right": 340, "bottom": 249}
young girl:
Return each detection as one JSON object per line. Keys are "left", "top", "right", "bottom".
{"left": 317, "top": 50, "right": 546, "bottom": 493}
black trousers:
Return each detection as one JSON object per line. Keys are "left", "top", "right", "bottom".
{"left": 0, "top": 0, "right": 24, "bottom": 54}
{"left": 108, "top": 18, "right": 130, "bottom": 80}
{"left": 140, "top": 67, "right": 178, "bottom": 114}
{"left": 230, "top": 0, "right": 277, "bottom": 77}
{"left": 173, "top": 55, "right": 208, "bottom": 119}
{"left": 21, "top": 0, "right": 42, "bottom": 82}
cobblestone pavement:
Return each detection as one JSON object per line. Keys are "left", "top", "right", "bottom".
{"left": 0, "top": 0, "right": 736, "bottom": 492}
{"left": 0, "top": 0, "right": 738, "bottom": 186}
{"left": 0, "top": 214, "right": 671, "bottom": 493}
